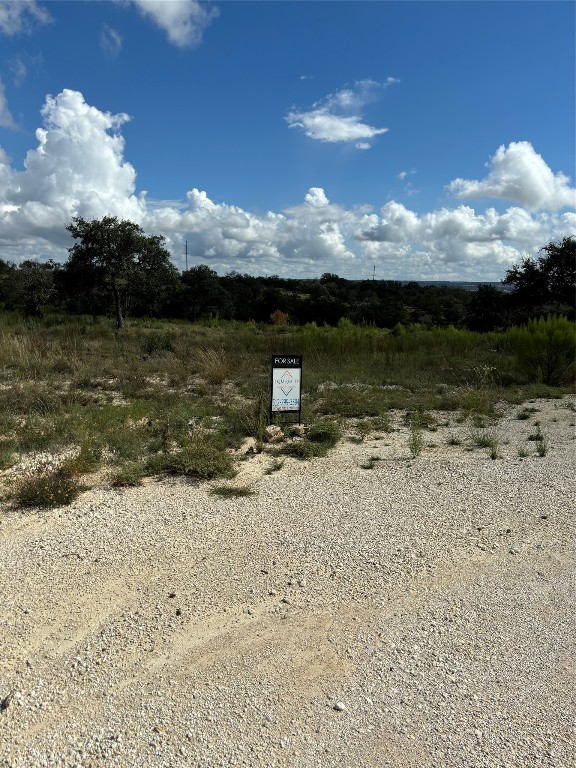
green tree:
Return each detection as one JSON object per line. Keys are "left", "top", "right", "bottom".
{"left": 6, "top": 260, "right": 57, "bottom": 316}
{"left": 65, "top": 216, "right": 178, "bottom": 328}
{"left": 503, "top": 236, "right": 575, "bottom": 320}
{"left": 181, "top": 264, "right": 221, "bottom": 321}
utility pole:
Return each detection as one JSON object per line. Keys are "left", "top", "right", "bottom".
{"left": 372, "top": 264, "right": 376, "bottom": 281}
{"left": 185, "top": 240, "right": 188, "bottom": 272}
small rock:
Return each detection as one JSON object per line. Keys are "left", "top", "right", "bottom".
{"left": 264, "top": 425, "right": 284, "bottom": 444}
{"left": 333, "top": 702, "right": 347, "bottom": 712}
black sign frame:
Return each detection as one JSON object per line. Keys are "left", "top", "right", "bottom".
{"left": 270, "top": 354, "right": 303, "bottom": 424}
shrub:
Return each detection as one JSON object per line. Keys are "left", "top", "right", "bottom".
{"left": 360, "top": 455, "right": 381, "bottom": 469}
{"left": 535, "top": 435, "right": 548, "bottom": 457}
{"left": 60, "top": 441, "right": 103, "bottom": 475}
{"left": 276, "top": 440, "right": 328, "bottom": 460}
{"left": 408, "top": 423, "right": 423, "bottom": 458}
{"left": 506, "top": 316, "right": 576, "bottom": 385}
{"left": 109, "top": 462, "right": 146, "bottom": 487}
{"left": 306, "top": 419, "right": 341, "bottom": 447}
{"left": 196, "top": 347, "right": 229, "bottom": 385}
{"left": 209, "top": 485, "right": 255, "bottom": 498}
{"left": 355, "top": 419, "right": 373, "bottom": 442}
{"left": 146, "top": 438, "right": 234, "bottom": 480}
{"left": 0, "top": 445, "right": 17, "bottom": 470}
{"left": 470, "top": 429, "right": 498, "bottom": 449}
{"left": 12, "top": 468, "right": 83, "bottom": 508}
{"left": 264, "top": 458, "right": 284, "bottom": 474}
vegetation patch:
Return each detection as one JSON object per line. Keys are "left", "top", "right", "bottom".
{"left": 145, "top": 438, "right": 235, "bottom": 481}
{"left": 360, "top": 456, "right": 381, "bottom": 470}
{"left": 12, "top": 468, "right": 84, "bottom": 509}
{"left": 209, "top": 485, "right": 256, "bottom": 498}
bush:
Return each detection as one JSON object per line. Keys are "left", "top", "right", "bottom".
{"left": 12, "top": 468, "right": 83, "bottom": 508}
{"left": 276, "top": 440, "right": 329, "bottom": 460}
{"left": 209, "top": 485, "right": 255, "bottom": 498}
{"left": 146, "top": 438, "right": 234, "bottom": 480}
{"left": 109, "top": 462, "right": 146, "bottom": 487}
{"left": 506, "top": 316, "right": 576, "bottom": 385}
{"left": 306, "top": 419, "right": 341, "bottom": 447}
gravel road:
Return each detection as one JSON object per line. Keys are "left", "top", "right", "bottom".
{"left": 1, "top": 397, "right": 575, "bottom": 768}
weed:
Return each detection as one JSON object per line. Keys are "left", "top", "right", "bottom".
{"left": 276, "top": 440, "right": 328, "bottom": 460}
{"left": 369, "top": 414, "right": 393, "bottom": 433}
{"left": 264, "top": 458, "right": 284, "bottom": 475}
{"left": 517, "top": 447, "right": 529, "bottom": 458}
{"left": 535, "top": 434, "right": 548, "bottom": 457}
{"left": 470, "top": 429, "right": 498, "bottom": 449}
{"left": 307, "top": 419, "right": 341, "bottom": 448}
{"left": 0, "top": 444, "right": 17, "bottom": 470}
{"left": 109, "top": 462, "right": 146, "bottom": 487}
{"left": 360, "top": 455, "right": 381, "bottom": 469}
{"left": 355, "top": 419, "right": 373, "bottom": 442}
{"left": 221, "top": 396, "right": 268, "bottom": 447}
{"left": 404, "top": 410, "right": 437, "bottom": 431}
{"left": 527, "top": 427, "right": 544, "bottom": 441}
{"left": 209, "top": 485, "right": 256, "bottom": 498}
{"left": 408, "top": 423, "right": 423, "bottom": 458}
{"left": 196, "top": 347, "right": 229, "bottom": 385}
{"left": 12, "top": 468, "right": 83, "bottom": 508}
{"left": 146, "top": 438, "right": 235, "bottom": 480}
{"left": 60, "top": 441, "right": 102, "bottom": 475}
{"left": 446, "top": 435, "right": 462, "bottom": 446}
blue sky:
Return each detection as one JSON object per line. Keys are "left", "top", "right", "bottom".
{"left": 0, "top": 0, "right": 574, "bottom": 281}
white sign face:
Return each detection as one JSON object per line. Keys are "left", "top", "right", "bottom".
{"left": 271, "top": 366, "right": 301, "bottom": 412}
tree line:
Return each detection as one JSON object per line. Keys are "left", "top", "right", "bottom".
{"left": 0, "top": 217, "right": 574, "bottom": 331}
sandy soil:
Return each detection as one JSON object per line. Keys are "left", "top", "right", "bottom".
{"left": 0, "top": 397, "right": 575, "bottom": 767}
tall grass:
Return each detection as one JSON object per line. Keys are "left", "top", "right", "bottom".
{"left": 0, "top": 312, "right": 573, "bottom": 505}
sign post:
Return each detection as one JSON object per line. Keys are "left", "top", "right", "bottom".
{"left": 270, "top": 355, "right": 302, "bottom": 424}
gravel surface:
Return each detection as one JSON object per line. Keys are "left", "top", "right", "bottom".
{"left": 1, "top": 397, "right": 575, "bottom": 767}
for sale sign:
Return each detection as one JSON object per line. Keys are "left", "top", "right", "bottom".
{"left": 270, "top": 355, "right": 302, "bottom": 415}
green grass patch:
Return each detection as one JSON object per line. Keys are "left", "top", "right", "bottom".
{"left": 11, "top": 468, "right": 84, "bottom": 508}
{"left": 145, "top": 438, "right": 235, "bottom": 480}
{"left": 209, "top": 485, "right": 256, "bottom": 498}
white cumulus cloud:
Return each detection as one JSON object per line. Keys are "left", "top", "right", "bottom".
{"left": 0, "top": 89, "right": 145, "bottom": 249}
{"left": 448, "top": 141, "right": 576, "bottom": 211}
{"left": 130, "top": 0, "right": 218, "bottom": 47}
{"left": 286, "top": 79, "right": 395, "bottom": 148}
{"left": 0, "top": 90, "right": 574, "bottom": 282}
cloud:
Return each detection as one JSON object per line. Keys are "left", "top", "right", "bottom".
{"left": 100, "top": 24, "right": 123, "bottom": 58}
{"left": 0, "top": 89, "right": 144, "bottom": 247}
{"left": 285, "top": 79, "right": 396, "bottom": 148}
{"left": 130, "top": 0, "right": 218, "bottom": 47}
{"left": 0, "top": 0, "right": 51, "bottom": 35}
{"left": 0, "top": 90, "right": 574, "bottom": 282}
{"left": 0, "top": 76, "right": 16, "bottom": 128}
{"left": 448, "top": 141, "right": 576, "bottom": 212}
